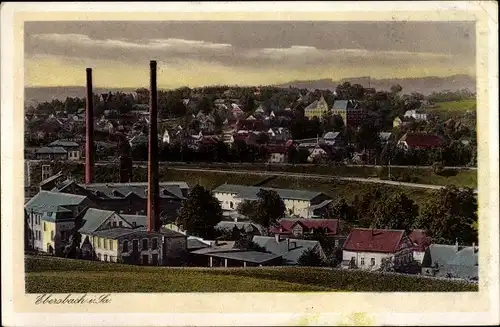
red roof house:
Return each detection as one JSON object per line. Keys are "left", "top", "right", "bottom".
{"left": 397, "top": 132, "right": 444, "bottom": 150}
{"left": 342, "top": 228, "right": 414, "bottom": 270}
{"left": 270, "top": 218, "right": 340, "bottom": 237}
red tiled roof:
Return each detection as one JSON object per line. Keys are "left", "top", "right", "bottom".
{"left": 402, "top": 133, "right": 444, "bottom": 149}
{"left": 408, "top": 229, "right": 432, "bottom": 252}
{"left": 343, "top": 228, "right": 405, "bottom": 253}
{"left": 270, "top": 219, "right": 339, "bottom": 235}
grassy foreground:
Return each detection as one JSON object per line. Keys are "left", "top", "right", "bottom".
{"left": 25, "top": 256, "right": 477, "bottom": 293}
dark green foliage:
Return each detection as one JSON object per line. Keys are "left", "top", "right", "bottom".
{"left": 245, "top": 189, "right": 286, "bottom": 233}
{"left": 297, "top": 247, "right": 326, "bottom": 267}
{"left": 176, "top": 185, "right": 223, "bottom": 239}
{"left": 372, "top": 193, "right": 419, "bottom": 232}
{"left": 414, "top": 185, "right": 477, "bottom": 244}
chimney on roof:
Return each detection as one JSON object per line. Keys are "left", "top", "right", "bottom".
{"left": 85, "top": 68, "right": 95, "bottom": 185}
{"left": 275, "top": 233, "right": 281, "bottom": 243}
{"left": 147, "top": 60, "right": 160, "bottom": 233}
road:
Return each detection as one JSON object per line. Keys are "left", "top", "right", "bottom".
{"left": 26, "top": 159, "right": 478, "bottom": 193}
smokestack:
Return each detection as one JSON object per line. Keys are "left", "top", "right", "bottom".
{"left": 85, "top": 68, "right": 95, "bottom": 184}
{"left": 147, "top": 61, "right": 160, "bottom": 232}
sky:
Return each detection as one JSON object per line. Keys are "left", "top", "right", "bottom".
{"left": 24, "top": 21, "right": 476, "bottom": 89}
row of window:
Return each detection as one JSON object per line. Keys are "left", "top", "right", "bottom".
{"left": 30, "top": 214, "right": 41, "bottom": 225}
{"left": 94, "top": 237, "right": 114, "bottom": 250}
{"left": 357, "top": 257, "right": 377, "bottom": 266}
{"left": 97, "top": 254, "right": 116, "bottom": 262}
{"left": 122, "top": 238, "right": 158, "bottom": 252}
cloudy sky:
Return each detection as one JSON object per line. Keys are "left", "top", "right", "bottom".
{"left": 25, "top": 21, "right": 475, "bottom": 88}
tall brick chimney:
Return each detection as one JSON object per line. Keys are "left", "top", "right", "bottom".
{"left": 147, "top": 61, "right": 160, "bottom": 232}
{"left": 85, "top": 68, "right": 94, "bottom": 184}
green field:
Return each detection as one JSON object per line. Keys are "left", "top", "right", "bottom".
{"left": 25, "top": 256, "right": 477, "bottom": 293}
{"left": 428, "top": 98, "right": 476, "bottom": 119}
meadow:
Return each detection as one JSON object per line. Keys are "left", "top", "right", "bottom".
{"left": 25, "top": 256, "right": 477, "bottom": 293}
{"left": 427, "top": 98, "right": 476, "bottom": 119}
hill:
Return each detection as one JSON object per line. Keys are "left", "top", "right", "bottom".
{"left": 275, "top": 74, "right": 476, "bottom": 95}
{"left": 25, "top": 256, "right": 477, "bottom": 292}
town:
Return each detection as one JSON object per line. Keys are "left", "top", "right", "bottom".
{"left": 23, "top": 60, "right": 478, "bottom": 293}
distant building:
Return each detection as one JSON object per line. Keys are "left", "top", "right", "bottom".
{"left": 404, "top": 109, "right": 428, "bottom": 121}
{"left": 397, "top": 132, "right": 444, "bottom": 151}
{"left": 47, "top": 139, "right": 81, "bottom": 160}
{"left": 331, "top": 100, "right": 366, "bottom": 127}
{"left": 341, "top": 228, "right": 414, "bottom": 270}
{"left": 212, "top": 184, "right": 331, "bottom": 218}
{"left": 35, "top": 147, "right": 69, "bottom": 161}
{"left": 270, "top": 218, "right": 346, "bottom": 247}
{"left": 304, "top": 96, "right": 329, "bottom": 119}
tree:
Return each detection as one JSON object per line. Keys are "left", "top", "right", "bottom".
{"left": 256, "top": 132, "right": 270, "bottom": 145}
{"left": 372, "top": 193, "right": 419, "bottom": 232}
{"left": 63, "top": 230, "right": 82, "bottom": 258}
{"left": 297, "top": 247, "right": 325, "bottom": 267}
{"left": 237, "top": 200, "right": 255, "bottom": 217}
{"left": 356, "top": 121, "right": 380, "bottom": 152}
{"left": 326, "top": 198, "right": 357, "bottom": 224}
{"left": 390, "top": 84, "right": 403, "bottom": 95}
{"left": 414, "top": 185, "right": 477, "bottom": 244}
{"left": 247, "top": 189, "right": 286, "bottom": 234}
{"left": 242, "top": 94, "right": 256, "bottom": 113}
{"left": 176, "top": 185, "right": 223, "bottom": 239}
{"left": 198, "top": 97, "right": 213, "bottom": 115}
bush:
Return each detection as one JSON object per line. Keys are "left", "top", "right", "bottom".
{"left": 432, "top": 162, "right": 445, "bottom": 175}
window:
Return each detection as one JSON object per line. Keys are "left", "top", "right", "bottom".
{"left": 103, "top": 239, "right": 108, "bottom": 249}
{"left": 50, "top": 231, "right": 54, "bottom": 241}
{"left": 152, "top": 238, "right": 158, "bottom": 250}
{"left": 109, "top": 240, "right": 113, "bottom": 251}
{"left": 370, "top": 258, "right": 376, "bottom": 266}
{"left": 98, "top": 253, "right": 102, "bottom": 260}
{"left": 132, "top": 240, "right": 139, "bottom": 251}
{"left": 97, "top": 238, "right": 101, "bottom": 248}
{"left": 43, "top": 222, "right": 46, "bottom": 231}
{"left": 230, "top": 202, "right": 234, "bottom": 209}
{"left": 113, "top": 221, "right": 117, "bottom": 227}
{"left": 142, "top": 238, "right": 148, "bottom": 250}
{"left": 47, "top": 212, "right": 52, "bottom": 216}
{"left": 360, "top": 257, "right": 365, "bottom": 266}
{"left": 109, "top": 256, "right": 115, "bottom": 263}
{"left": 104, "top": 254, "right": 108, "bottom": 262}
{"left": 118, "top": 221, "right": 123, "bottom": 227}
{"left": 122, "top": 240, "right": 129, "bottom": 252}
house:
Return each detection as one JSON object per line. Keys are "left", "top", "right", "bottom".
{"left": 35, "top": 147, "right": 68, "bottom": 161}
{"left": 78, "top": 208, "right": 187, "bottom": 265}
{"left": 304, "top": 96, "right": 329, "bottom": 119}
{"left": 48, "top": 139, "right": 81, "bottom": 160}
{"left": 393, "top": 116, "right": 413, "bottom": 128}
{"left": 408, "top": 229, "right": 432, "bottom": 264}
{"left": 52, "top": 180, "right": 189, "bottom": 223}
{"left": 212, "top": 184, "right": 331, "bottom": 218}
{"left": 341, "top": 228, "right": 414, "bottom": 271}
{"left": 270, "top": 218, "right": 345, "bottom": 247}
{"left": 252, "top": 235, "right": 327, "bottom": 265}
{"left": 24, "top": 190, "right": 94, "bottom": 254}
{"left": 378, "top": 132, "right": 393, "bottom": 146}
{"left": 421, "top": 243, "right": 478, "bottom": 280}
{"left": 331, "top": 100, "right": 365, "bottom": 127}
{"left": 191, "top": 241, "right": 283, "bottom": 267}
{"left": 215, "top": 221, "right": 263, "bottom": 237}
{"left": 404, "top": 109, "right": 428, "bottom": 121}
{"left": 307, "top": 144, "right": 329, "bottom": 163}
{"left": 397, "top": 132, "right": 444, "bottom": 150}
{"left": 266, "top": 143, "right": 288, "bottom": 163}
{"left": 323, "top": 132, "right": 344, "bottom": 147}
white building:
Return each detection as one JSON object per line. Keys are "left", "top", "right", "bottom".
{"left": 341, "top": 228, "right": 414, "bottom": 271}
{"left": 79, "top": 208, "right": 187, "bottom": 265}
{"left": 212, "top": 184, "right": 331, "bottom": 218}
{"left": 404, "top": 109, "right": 428, "bottom": 121}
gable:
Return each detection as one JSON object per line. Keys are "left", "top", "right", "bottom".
{"left": 96, "top": 213, "right": 133, "bottom": 231}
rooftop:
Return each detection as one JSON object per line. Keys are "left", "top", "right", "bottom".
{"left": 25, "top": 191, "right": 88, "bottom": 213}
{"left": 343, "top": 228, "right": 408, "bottom": 253}
{"left": 213, "top": 184, "right": 325, "bottom": 201}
